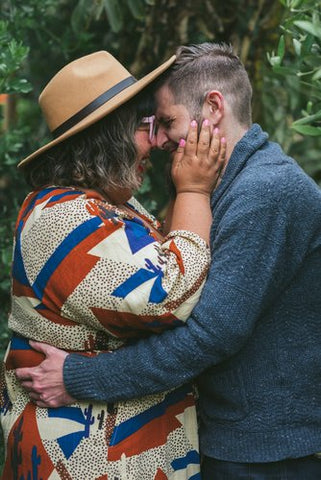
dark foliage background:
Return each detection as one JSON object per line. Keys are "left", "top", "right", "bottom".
{"left": 0, "top": 0, "right": 320, "bottom": 468}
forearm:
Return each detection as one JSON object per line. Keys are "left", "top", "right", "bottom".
{"left": 63, "top": 278, "right": 256, "bottom": 403}
{"left": 64, "top": 199, "right": 291, "bottom": 404}
{"left": 166, "top": 120, "right": 225, "bottom": 242}
{"left": 170, "top": 192, "right": 212, "bottom": 244}
{"left": 63, "top": 316, "right": 217, "bottom": 403}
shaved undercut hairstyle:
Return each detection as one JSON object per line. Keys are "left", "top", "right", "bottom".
{"left": 162, "top": 42, "right": 253, "bottom": 127}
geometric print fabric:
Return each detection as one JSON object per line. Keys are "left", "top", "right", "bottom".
{"left": 1, "top": 187, "right": 210, "bottom": 479}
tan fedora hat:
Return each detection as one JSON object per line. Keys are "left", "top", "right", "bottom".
{"left": 18, "top": 51, "right": 176, "bottom": 168}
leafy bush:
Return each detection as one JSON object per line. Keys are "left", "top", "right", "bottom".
{"left": 0, "top": 20, "right": 33, "bottom": 357}
{"left": 1, "top": 0, "right": 321, "bottom": 472}
{"left": 265, "top": 0, "right": 321, "bottom": 183}
{"left": 268, "top": 0, "right": 321, "bottom": 136}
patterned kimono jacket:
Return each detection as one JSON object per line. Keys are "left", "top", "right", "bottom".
{"left": 0, "top": 186, "right": 210, "bottom": 480}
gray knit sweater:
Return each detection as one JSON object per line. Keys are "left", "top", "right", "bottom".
{"left": 65, "top": 124, "right": 321, "bottom": 462}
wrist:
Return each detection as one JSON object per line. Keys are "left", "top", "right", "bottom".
{"left": 176, "top": 189, "right": 211, "bottom": 197}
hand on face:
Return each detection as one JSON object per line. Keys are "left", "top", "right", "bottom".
{"left": 15, "top": 340, "right": 75, "bottom": 408}
{"left": 171, "top": 119, "right": 227, "bottom": 196}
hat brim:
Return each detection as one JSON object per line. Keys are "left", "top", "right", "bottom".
{"left": 18, "top": 55, "right": 176, "bottom": 168}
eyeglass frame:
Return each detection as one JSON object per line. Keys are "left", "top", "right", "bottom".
{"left": 140, "top": 115, "right": 156, "bottom": 141}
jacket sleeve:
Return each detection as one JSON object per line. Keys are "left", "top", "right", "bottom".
{"left": 64, "top": 191, "right": 297, "bottom": 402}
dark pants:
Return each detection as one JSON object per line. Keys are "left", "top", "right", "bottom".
{"left": 202, "top": 455, "right": 321, "bottom": 479}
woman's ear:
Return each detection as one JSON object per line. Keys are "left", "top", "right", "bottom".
{"left": 202, "top": 90, "right": 224, "bottom": 124}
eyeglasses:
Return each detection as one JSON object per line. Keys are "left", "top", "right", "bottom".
{"left": 140, "top": 115, "right": 156, "bottom": 141}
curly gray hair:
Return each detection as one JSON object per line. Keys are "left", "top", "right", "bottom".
{"left": 23, "top": 90, "right": 154, "bottom": 192}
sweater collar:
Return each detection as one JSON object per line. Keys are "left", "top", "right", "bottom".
{"left": 211, "top": 123, "right": 269, "bottom": 207}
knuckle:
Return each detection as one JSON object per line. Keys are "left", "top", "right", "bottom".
{"left": 40, "top": 393, "right": 47, "bottom": 403}
{"left": 199, "top": 145, "right": 209, "bottom": 152}
{"left": 33, "top": 381, "right": 42, "bottom": 392}
{"left": 45, "top": 397, "right": 56, "bottom": 408}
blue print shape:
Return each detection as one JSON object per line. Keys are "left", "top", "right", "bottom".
{"left": 171, "top": 450, "right": 200, "bottom": 470}
{"left": 33, "top": 216, "right": 102, "bottom": 301}
{"left": 10, "top": 335, "right": 31, "bottom": 351}
{"left": 110, "top": 385, "right": 191, "bottom": 446}
{"left": 124, "top": 219, "right": 155, "bottom": 255}
{"left": 12, "top": 219, "right": 30, "bottom": 287}
{"left": 112, "top": 267, "right": 167, "bottom": 304}
{"left": 48, "top": 405, "right": 94, "bottom": 459}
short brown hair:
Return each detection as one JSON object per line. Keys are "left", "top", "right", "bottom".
{"left": 163, "top": 42, "right": 252, "bottom": 127}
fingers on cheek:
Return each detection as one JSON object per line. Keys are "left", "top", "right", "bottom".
{"left": 210, "top": 145, "right": 219, "bottom": 155}
{"left": 198, "top": 140, "right": 210, "bottom": 154}
{"left": 185, "top": 142, "right": 196, "bottom": 155}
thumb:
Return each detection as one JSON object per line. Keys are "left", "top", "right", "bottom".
{"left": 29, "top": 340, "right": 53, "bottom": 357}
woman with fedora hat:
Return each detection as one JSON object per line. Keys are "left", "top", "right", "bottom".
{"left": 0, "top": 51, "right": 226, "bottom": 479}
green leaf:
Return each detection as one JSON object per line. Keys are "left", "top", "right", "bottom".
{"left": 312, "top": 68, "right": 321, "bottom": 81}
{"left": 1, "top": 246, "right": 12, "bottom": 268}
{"left": 94, "top": 0, "right": 105, "bottom": 20}
{"left": 293, "top": 38, "right": 301, "bottom": 56}
{"left": 292, "top": 110, "right": 321, "bottom": 125}
{"left": 277, "top": 35, "right": 285, "bottom": 61}
{"left": 71, "top": 0, "right": 88, "bottom": 32}
{"left": 271, "top": 65, "right": 296, "bottom": 75}
{"left": 7, "top": 78, "right": 32, "bottom": 94}
{"left": 127, "top": 0, "right": 145, "bottom": 20}
{"left": 289, "top": 0, "right": 304, "bottom": 8}
{"left": 294, "top": 20, "right": 321, "bottom": 39}
{"left": 291, "top": 124, "right": 321, "bottom": 136}
{"left": 269, "top": 55, "right": 281, "bottom": 67}
{"left": 306, "top": 101, "right": 313, "bottom": 114}
{"left": 104, "top": 0, "right": 124, "bottom": 33}
{"left": 71, "top": 0, "right": 97, "bottom": 32}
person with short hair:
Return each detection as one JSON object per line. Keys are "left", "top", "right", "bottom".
{"left": 16, "top": 43, "right": 321, "bottom": 479}
{"left": 0, "top": 50, "right": 226, "bottom": 480}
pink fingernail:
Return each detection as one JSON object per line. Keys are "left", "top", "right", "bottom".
{"left": 214, "top": 127, "right": 219, "bottom": 134}
{"left": 221, "top": 137, "right": 226, "bottom": 143}
{"left": 179, "top": 138, "right": 186, "bottom": 147}
{"left": 191, "top": 120, "right": 197, "bottom": 127}
{"left": 203, "top": 119, "right": 209, "bottom": 126}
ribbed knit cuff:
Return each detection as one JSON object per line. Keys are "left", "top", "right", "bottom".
{"left": 64, "top": 353, "right": 105, "bottom": 401}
